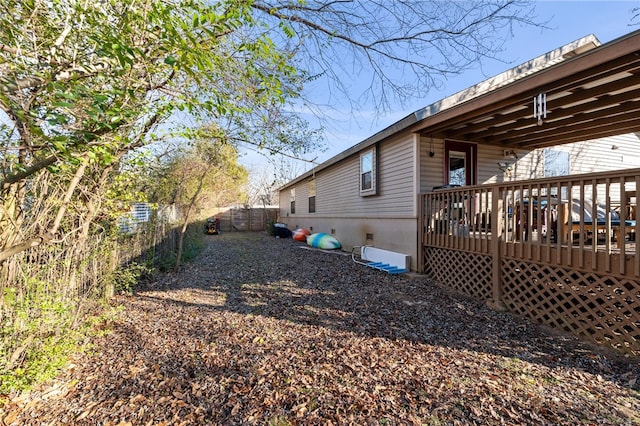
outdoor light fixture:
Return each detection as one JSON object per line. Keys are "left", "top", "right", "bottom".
{"left": 429, "top": 134, "right": 435, "bottom": 157}
{"left": 533, "top": 92, "right": 547, "bottom": 125}
{"left": 504, "top": 149, "right": 517, "bottom": 159}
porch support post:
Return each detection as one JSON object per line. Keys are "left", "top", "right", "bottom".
{"left": 417, "top": 193, "right": 425, "bottom": 274}
{"left": 488, "top": 186, "right": 507, "bottom": 311}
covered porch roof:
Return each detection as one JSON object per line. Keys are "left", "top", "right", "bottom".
{"left": 412, "top": 29, "right": 640, "bottom": 149}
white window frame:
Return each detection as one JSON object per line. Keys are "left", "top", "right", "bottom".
{"left": 308, "top": 179, "right": 316, "bottom": 213}
{"left": 360, "top": 148, "right": 377, "bottom": 196}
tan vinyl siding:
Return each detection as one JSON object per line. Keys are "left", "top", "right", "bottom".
{"left": 419, "top": 136, "right": 538, "bottom": 190}
{"left": 473, "top": 134, "right": 640, "bottom": 185}
{"left": 314, "top": 134, "right": 416, "bottom": 218}
{"left": 316, "top": 158, "right": 358, "bottom": 213}
{"left": 279, "top": 191, "right": 290, "bottom": 215}
{"left": 419, "top": 135, "right": 444, "bottom": 192}
{"left": 477, "top": 144, "right": 506, "bottom": 184}
{"left": 297, "top": 183, "right": 309, "bottom": 214}
{"left": 566, "top": 134, "right": 640, "bottom": 174}
{"left": 479, "top": 145, "right": 540, "bottom": 183}
{"left": 278, "top": 181, "right": 308, "bottom": 219}
{"left": 378, "top": 137, "right": 415, "bottom": 214}
{"left": 414, "top": 133, "right": 639, "bottom": 207}
{"left": 539, "top": 134, "right": 640, "bottom": 203}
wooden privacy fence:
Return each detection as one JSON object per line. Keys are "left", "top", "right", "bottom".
{"left": 419, "top": 168, "right": 640, "bottom": 356}
{"left": 208, "top": 207, "right": 278, "bottom": 232}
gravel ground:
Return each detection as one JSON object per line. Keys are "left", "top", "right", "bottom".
{"left": 3, "top": 231, "right": 639, "bottom": 425}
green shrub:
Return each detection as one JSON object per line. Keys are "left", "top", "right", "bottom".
{"left": 181, "top": 225, "right": 206, "bottom": 262}
{"left": 152, "top": 224, "right": 206, "bottom": 271}
{"left": 156, "top": 251, "right": 177, "bottom": 272}
{"left": 108, "top": 262, "right": 153, "bottom": 295}
{"left": 0, "top": 283, "right": 120, "bottom": 394}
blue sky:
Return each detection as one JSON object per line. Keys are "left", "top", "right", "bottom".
{"left": 240, "top": 1, "right": 640, "bottom": 174}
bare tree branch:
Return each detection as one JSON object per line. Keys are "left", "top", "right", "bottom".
{"left": 1, "top": 155, "right": 58, "bottom": 189}
{"left": 252, "top": 0, "right": 543, "bottom": 112}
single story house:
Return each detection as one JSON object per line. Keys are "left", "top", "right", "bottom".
{"left": 278, "top": 30, "right": 640, "bottom": 355}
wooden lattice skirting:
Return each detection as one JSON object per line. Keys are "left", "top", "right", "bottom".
{"left": 423, "top": 247, "right": 493, "bottom": 301}
{"left": 423, "top": 246, "right": 640, "bottom": 355}
{"left": 501, "top": 258, "right": 640, "bottom": 355}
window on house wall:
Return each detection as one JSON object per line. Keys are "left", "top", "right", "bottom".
{"left": 308, "top": 179, "right": 316, "bottom": 213}
{"left": 544, "top": 148, "right": 570, "bottom": 177}
{"left": 448, "top": 151, "right": 466, "bottom": 186}
{"left": 360, "top": 148, "right": 377, "bottom": 196}
{"left": 444, "top": 140, "right": 476, "bottom": 186}
{"left": 544, "top": 148, "right": 570, "bottom": 199}
{"left": 290, "top": 188, "right": 296, "bottom": 214}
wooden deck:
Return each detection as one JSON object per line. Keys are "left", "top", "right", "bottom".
{"left": 419, "top": 169, "right": 640, "bottom": 356}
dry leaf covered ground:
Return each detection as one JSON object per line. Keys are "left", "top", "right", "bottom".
{"left": 3, "top": 232, "right": 640, "bottom": 425}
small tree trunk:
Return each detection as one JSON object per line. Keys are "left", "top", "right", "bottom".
{"left": 174, "top": 166, "right": 211, "bottom": 271}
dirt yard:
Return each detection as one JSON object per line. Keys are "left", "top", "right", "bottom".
{"left": 3, "top": 231, "right": 639, "bottom": 425}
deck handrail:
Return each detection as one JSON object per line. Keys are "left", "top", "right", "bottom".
{"left": 420, "top": 167, "right": 640, "bottom": 277}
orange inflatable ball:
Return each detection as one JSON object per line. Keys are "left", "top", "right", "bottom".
{"left": 293, "top": 228, "right": 311, "bottom": 241}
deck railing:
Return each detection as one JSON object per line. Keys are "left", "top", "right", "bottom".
{"left": 422, "top": 168, "right": 640, "bottom": 277}
{"left": 419, "top": 168, "right": 640, "bottom": 355}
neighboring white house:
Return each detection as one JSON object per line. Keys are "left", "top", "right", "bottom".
{"left": 117, "top": 202, "right": 155, "bottom": 234}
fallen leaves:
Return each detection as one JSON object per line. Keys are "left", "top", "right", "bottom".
{"left": 2, "top": 232, "right": 639, "bottom": 425}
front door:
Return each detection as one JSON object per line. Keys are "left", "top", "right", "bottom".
{"left": 445, "top": 140, "right": 477, "bottom": 186}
